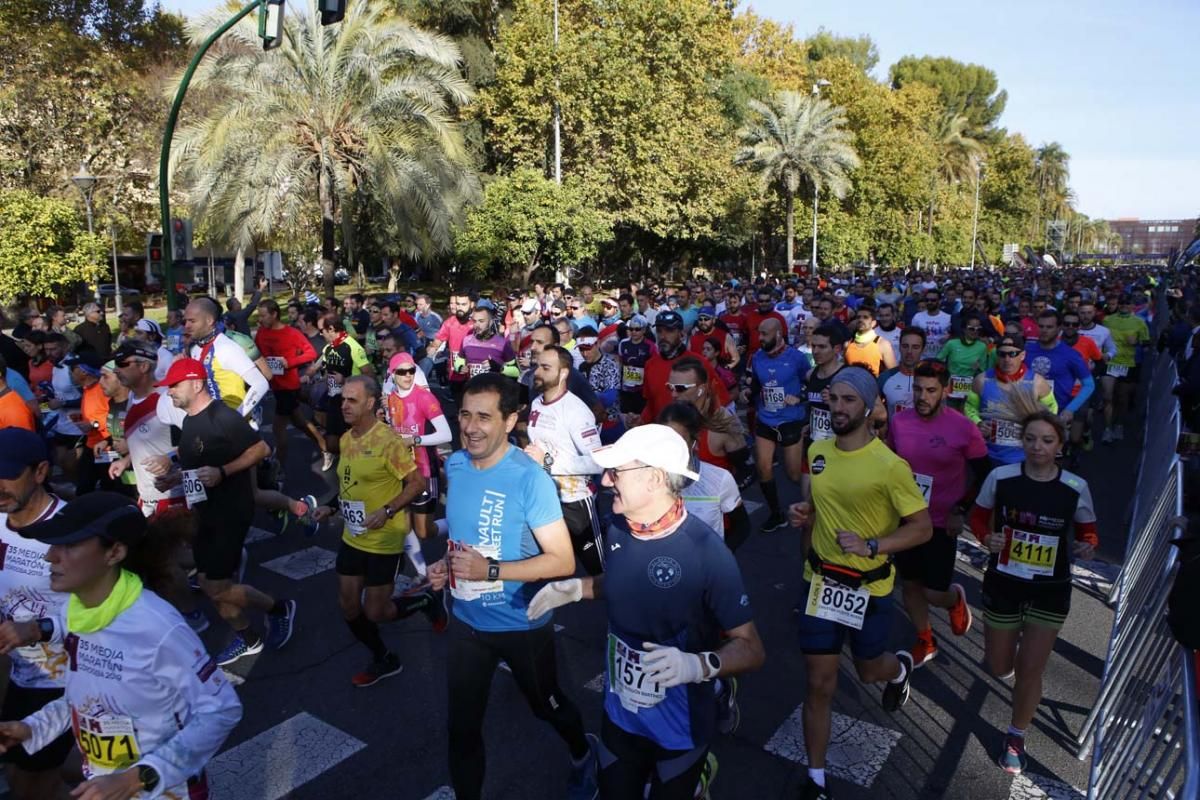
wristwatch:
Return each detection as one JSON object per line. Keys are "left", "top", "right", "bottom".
{"left": 138, "top": 764, "right": 160, "bottom": 792}
{"left": 413, "top": 435, "right": 422, "bottom": 446}
{"left": 486, "top": 558, "right": 501, "bottom": 581}
{"left": 384, "top": 505, "right": 396, "bottom": 518}
{"left": 701, "top": 651, "right": 722, "bottom": 681}
{"left": 36, "top": 618, "right": 54, "bottom": 643}
{"left": 867, "top": 539, "right": 880, "bottom": 558}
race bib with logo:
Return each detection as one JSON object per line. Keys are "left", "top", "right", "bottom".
{"left": 607, "top": 633, "right": 665, "bottom": 712}
{"left": 1107, "top": 363, "right": 1129, "bottom": 378}
{"left": 340, "top": 499, "right": 367, "bottom": 536}
{"left": 265, "top": 356, "right": 286, "bottom": 376}
{"left": 468, "top": 361, "right": 490, "bottom": 377}
{"left": 326, "top": 375, "right": 343, "bottom": 396}
{"left": 913, "top": 473, "right": 933, "bottom": 502}
{"left": 761, "top": 385, "right": 785, "bottom": 413}
{"left": 990, "top": 419, "right": 1023, "bottom": 448}
{"left": 182, "top": 470, "right": 207, "bottom": 508}
{"left": 810, "top": 407, "right": 833, "bottom": 440}
{"left": 950, "top": 375, "right": 973, "bottom": 399}
{"left": 805, "top": 573, "right": 870, "bottom": 630}
{"left": 621, "top": 365, "right": 644, "bottom": 389}
{"left": 447, "top": 540, "right": 503, "bottom": 601}
{"left": 997, "top": 526, "right": 1058, "bottom": 580}
{"left": 74, "top": 713, "right": 140, "bottom": 776}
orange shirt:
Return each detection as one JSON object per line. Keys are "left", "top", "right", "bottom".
{"left": 0, "top": 388, "right": 35, "bottom": 431}
{"left": 1069, "top": 335, "right": 1103, "bottom": 397}
{"left": 80, "top": 382, "right": 110, "bottom": 447}
{"left": 845, "top": 335, "right": 891, "bottom": 377}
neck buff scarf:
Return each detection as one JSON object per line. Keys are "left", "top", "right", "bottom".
{"left": 68, "top": 568, "right": 143, "bottom": 634}
{"left": 194, "top": 327, "right": 223, "bottom": 401}
{"left": 627, "top": 496, "right": 686, "bottom": 539}
{"left": 996, "top": 363, "right": 1028, "bottom": 383}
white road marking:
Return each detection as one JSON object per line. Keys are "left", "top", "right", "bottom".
{"left": 221, "top": 668, "right": 245, "bottom": 686}
{"left": 585, "top": 672, "right": 606, "bottom": 692}
{"left": 245, "top": 526, "right": 275, "bottom": 545}
{"left": 421, "top": 787, "right": 456, "bottom": 800}
{"left": 764, "top": 704, "right": 901, "bottom": 788}
{"left": 208, "top": 712, "right": 366, "bottom": 800}
{"left": 261, "top": 546, "right": 337, "bottom": 580}
{"left": 554, "top": 623, "right": 565, "bottom": 632}
{"left": 1009, "top": 773, "right": 1085, "bottom": 799}
{"left": 744, "top": 500, "right": 764, "bottom": 515}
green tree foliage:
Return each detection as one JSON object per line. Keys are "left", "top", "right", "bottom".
{"left": 889, "top": 56, "right": 1007, "bottom": 139}
{"left": 804, "top": 28, "right": 879, "bottom": 73}
{"left": 454, "top": 168, "right": 612, "bottom": 283}
{"left": 1032, "top": 141, "right": 1071, "bottom": 240}
{"left": 735, "top": 91, "right": 860, "bottom": 270}
{"left": 172, "top": 0, "right": 479, "bottom": 295}
{"left": 0, "top": 189, "right": 106, "bottom": 301}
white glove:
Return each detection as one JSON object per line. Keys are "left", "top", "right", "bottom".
{"left": 641, "top": 643, "right": 705, "bottom": 688}
{"left": 526, "top": 579, "right": 583, "bottom": 620}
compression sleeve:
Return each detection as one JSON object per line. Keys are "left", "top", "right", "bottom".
{"left": 422, "top": 414, "right": 452, "bottom": 447}
{"left": 138, "top": 623, "right": 243, "bottom": 798}
{"left": 724, "top": 504, "right": 752, "bottom": 553}
{"left": 1039, "top": 388, "right": 1059, "bottom": 414}
{"left": 965, "top": 389, "right": 983, "bottom": 423}
{"left": 502, "top": 360, "right": 519, "bottom": 378}
{"left": 969, "top": 504, "right": 992, "bottom": 545}
{"left": 237, "top": 368, "right": 269, "bottom": 418}
{"left": 1065, "top": 374, "right": 1094, "bottom": 415}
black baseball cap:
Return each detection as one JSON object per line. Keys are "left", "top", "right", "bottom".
{"left": 22, "top": 491, "right": 146, "bottom": 546}
{"left": 655, "top": 310, "right": 684, "bottom": 330}
{"left": 0, "top": 429, "right": 49, "bottom": 480}
{"left": 112, "top": 340, "right": 158, "bottom": 363}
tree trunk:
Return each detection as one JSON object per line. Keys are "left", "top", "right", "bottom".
{"left": 320, "top": 167, "right": 336, "bottom": 298}
{"left": 233, "top": 248, "right": 245, "bottom": 302}
{"left": 785, "top": 191, "right": 794, "bottom": 272}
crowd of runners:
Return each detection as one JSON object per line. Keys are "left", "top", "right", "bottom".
{"left": 0, "top": 262, "right": 1172, "bottom": 799}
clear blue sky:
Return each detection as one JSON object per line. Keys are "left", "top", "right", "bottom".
{"left": 164, "top": 0, "right": 1199, "bottom": 222}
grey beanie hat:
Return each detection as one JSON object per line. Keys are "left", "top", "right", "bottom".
{"left": 830, "top": 366, "right": 879, "bottom": 413}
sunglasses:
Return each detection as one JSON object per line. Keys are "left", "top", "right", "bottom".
{"left": 965, "top": 326, "right": 982, "bottom": 332}
{"left": 394, "top": 367, "right": 416, "bottom": 375}
{"left": 1062, "top": 320, "right": 1080, "bottom": 327}
{"left": 603, "top": 465, "right": 652, "bottom": 481}
{"left": 666, "top": 382, "right": 698, "bottom": 393}
{"left": 628, "top": 325, "right": 645, "bottom": 331}
{"left": 997, "top": 349, "right": 1022, "bottom": 358}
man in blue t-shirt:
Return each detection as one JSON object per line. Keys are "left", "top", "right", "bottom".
{"left": 1025, "top": 309, "right": 1094, "bottom": 420}
{"left": 526, "top": 424, "right": 765, "bottom": 798}
{"left": 429, "top": 373, "right": 597, "bottom": 800}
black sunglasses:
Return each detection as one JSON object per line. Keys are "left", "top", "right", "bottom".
{"left": 997, "top": 349, "right": 1022, "bottom": 358}
{"left": 394, "top": 367, "right": 416, "bottom": 375}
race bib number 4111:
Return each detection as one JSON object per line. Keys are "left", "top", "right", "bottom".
{"left": 997, "top": 526, "right": 1058, "bottom": 580}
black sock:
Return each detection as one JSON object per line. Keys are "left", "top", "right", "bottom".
{"left": 761, "top": 479, "right": 780, "bottom": 516}
{"left": 346, "top": 615, "right": 388, "bottom": 661}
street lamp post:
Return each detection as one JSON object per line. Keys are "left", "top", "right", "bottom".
{"left": 70, "top": 162, "right": 99, "bottom": 304}
{"left": 553, "top": 0, "right": 561, "bottom": 185}
{"left": 969, "top": 159, "right": 985, "bottom": 270}
{"left": 810, "top": 79, "right": 831, "bottom": 277}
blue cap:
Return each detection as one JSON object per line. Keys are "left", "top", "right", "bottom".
{"left": 655, "top": 310, "right": 684, "bottom": 329}
{"left": 697, "top": 306, "right": 716, "bottom": 318}
{"left": 0, "top": 429, "right": 49, "bottom": 480}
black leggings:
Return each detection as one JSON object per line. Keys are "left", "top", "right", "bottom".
{"left": 563, "top": 495, "right": 605, "bottom": 575}
{"left": 597, "top": 716, "right": 708, "bottom": 800}
{"left": 447, "top": 620, "right": 589, "bottom": 800}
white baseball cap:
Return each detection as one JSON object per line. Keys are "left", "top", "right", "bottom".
{"left": 592, "top": 424, "right": 699, "bottom": 481}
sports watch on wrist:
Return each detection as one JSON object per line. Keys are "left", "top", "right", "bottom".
{"left": 36, "top": 618, "right": 54, "bottom": 643}
{"left": 138, "top": 764, "right": 160, "bottom": 792}
{"left": 701, "top": 651, "right": 722, "bottom": 681}
{"left": 486, "top": 558, "right": 501, "bottom": 581}
{"left": 413, "top": 435, "right": 422, "bottom": 445}
{"left": 867, "top": 539, "right": 880, "bottom": 558}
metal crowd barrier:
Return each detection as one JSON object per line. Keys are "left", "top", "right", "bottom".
{"left": 1076, "top": 294, "right": 1200, "bottom": 798}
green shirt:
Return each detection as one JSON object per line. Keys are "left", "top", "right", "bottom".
{"left": 1102, "top": 313, "right": 1149, "bottom": 367}
{"left": 937, "top": 338, "right": 991, "bottom": 378}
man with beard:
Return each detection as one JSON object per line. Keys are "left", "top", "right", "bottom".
{"left": 786, "top": 367, "right": 931, "bottom": 800}
{"left": 460, "top": 302, "right": 515, "bottom": 379}
{"left": 745, "top": 317, "right": 810, "bottom": 532}
{"left": 887, "top": 360, "right": 988, "bottom": 668}
{"left": 744, "top": 288, "right": 788, "bottom": 355}
{"left": 879, "top": 328, "right": 925, "bottom": 421}
{"left": 1025, "top": 310, "right": 1093, "bottom": 427}
{"left": 640, "top": 311, "right": 729, "bottom": 424}
{"left": 430, "top": 293, "right": 475, "bottom": 406}
{"left": 937, "top": 312, "right": 991, "bottom": 405}
{"left": 718, "top": 290, "right": 749, "bottom": 362}
{"left": 688, "top": 306, "right": 739, "bottom": 369}
{"left": 911, "top": 289, "right": 953, "bottom": 360}
{"left": 844, "top": 304, "right": 896, "bottom": 378}
{"left": 526, "top": 346, "right": 605, "bottom": 575}
{"left": 875, "top": 303, "right": 902, "bottom": 358}
{"left": 0, "top": 429, "right": 72, "bottom": 800}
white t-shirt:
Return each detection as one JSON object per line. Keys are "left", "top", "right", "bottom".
{"left": 681, "top": 462, "right": 741, "bottom": 538}
{"left": 880, "top": 368, "right": 915, "bottom": 418}
{"left": 24, "top": 590, "right": 242, "bottom": 794}
{"left": 911, "top": 311, "right": 953, "bottom": 359}
{"left": 0, "top": 495, "right": 68, "bottom": 689}
{"left": 1080, "top": 323, "right": 1118, "bottom": 361}
{"left": 527, "top": 391, "right": 602, "bottom": 503}
{"left": 124, "top": 390, "right": 185, "bottom": 508}
{"left": 50, "top": 363, "right": 84, "bottom": 435}
{"left": 876, "top": 326, "right": 903, "bottom": 361}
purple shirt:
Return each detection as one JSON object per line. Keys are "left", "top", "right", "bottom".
{"left": 888, "top": 406, "right": 987, "bottom": 527}
{"left": 461, "top": 334, "right": 515, "bottom": 377}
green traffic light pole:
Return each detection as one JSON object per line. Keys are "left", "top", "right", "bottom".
{"left": 159, "top": 0, "right": 264, "bottom": 311}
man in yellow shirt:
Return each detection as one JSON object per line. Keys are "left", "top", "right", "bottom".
{"left": 313, "top": 375, "right": 443, "bottom": 688}
{"left": 788, "top": 366, "right": 932, "bottom": 800}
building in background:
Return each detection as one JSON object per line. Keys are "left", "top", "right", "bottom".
{"left": 1106, "top": 218, "right": 1198, "bottom": 256}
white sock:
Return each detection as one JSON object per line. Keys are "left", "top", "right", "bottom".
{"left": 404, "top": 532, "right": 427, "bottom": 577}
{"left": 808, "top": 768, "right": 825, "bottom": 787}
{"left": 889, "top": 659, "right": 908, "bottom": 685}
{"left": 435, "top": 518, "right": 448, "bottom": 538}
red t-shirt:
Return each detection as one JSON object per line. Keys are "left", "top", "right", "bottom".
{"left": 640, "top": 350, "right": 732, "bottom": 424}
{"left": 435, "top": 316, "right": 474, "bottom": 382}
{"left": 718, "top": 311, "right": 750, "bottom": 350}
{"left": 689, "top": 328, "right": 730, "bottom": 361}
{"left": 743, "top": 310, "right": 788, "bottom": 353}
{"left": 255, "top": 324, "right": 318, "bottom": 390}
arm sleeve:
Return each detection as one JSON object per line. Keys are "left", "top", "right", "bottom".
{"left": 1066, "top": 374, "right": 1094, "bottom": 414}
{"left": 421, "top": 413, "right": 452, "bottom": 447}
{"left": 137, "top": 624, "right": 243, "bottom": 798}
{"left": 964, "top": 389, "right": 983, "bottom": 423}
{"left": 1038, "top": 384, "right": 1059, "bottom": 413}
{"left": 1101, "top": 329, "right": 1117, "bottom": 360}
{"left": 723, "top": 504, "right": 752, "bottom": 552}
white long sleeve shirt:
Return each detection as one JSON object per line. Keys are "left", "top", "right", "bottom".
{"left": 23, "top": 590, "right": 242, "bottom": 799}
{"left": 1080, "top": 322, "right": 1118, "bottom": 361}
{"left": 527, "top": 390, "right": 602, "bottom": 503}
{"left": 0, "top": 495, "right": 68, "bottom": 689}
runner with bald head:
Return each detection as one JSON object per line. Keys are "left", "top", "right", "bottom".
{"left": 743, "top": 315, "right": 811, "bottom": 532}
{"left": 184, "top": 297, "right": 269, "bottom": 419}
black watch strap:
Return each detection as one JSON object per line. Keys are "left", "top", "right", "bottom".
{"left": 486, "top": 558, "right": 501, "bottom": 581}
{"left": 138, "top": 764, "right": 160, "bottom": 791}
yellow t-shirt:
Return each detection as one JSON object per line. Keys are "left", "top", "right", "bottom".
{"left": 338, "top": 422, "right": 417, "bottom": 554}
{"left": 804, "top": 437, "right": 928, "bottom": 597}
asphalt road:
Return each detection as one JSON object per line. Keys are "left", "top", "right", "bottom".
{"left": 164, "top": 376, "right": 1144, "bottom": 800}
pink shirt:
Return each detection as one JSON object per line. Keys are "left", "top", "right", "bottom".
{"left": 386, "top": 384, "right": 444, "bottom": 477}
{"left": 888, "top": 406, "right": 987, "bottom": 528}
{"left": 435, "top": 316, "right": 474, "bottom": 382}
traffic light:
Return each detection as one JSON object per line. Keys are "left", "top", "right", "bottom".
{"left": 170, "top": 218, "right": 193, "bottom": 263}
{"left": 319, "top": 0, "right": 345, "bottom": 25}
{"left": 259, "top": 0, "right": 284, "bottom": 50}
{"left": 146, "top": 232, "right": 164, "bottom": 277}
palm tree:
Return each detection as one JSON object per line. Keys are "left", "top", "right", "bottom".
{"left": 1033, "top": 142, "right": 1070, "bottom": 244}
{"left": 926, "top": 112, "right": 983, "bottom": 235}
{"left": 171, "top": 0, "right": 478, "bottom": 295}
{"left": 734, "top": 91, "right": 860, "bottom": 270}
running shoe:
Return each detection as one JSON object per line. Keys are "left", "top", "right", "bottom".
{"left": 566, "top": 732, "right": 599, "bottom": 800}
{"left": 911, "top": 631, "right": 938, "bottom": 668}
{"left": 693, "top": 752, "right": 718, "bottom": 799}
{"left": 801, "top": 776, "right": 834, "bottom": 800}
{"left": 300, "top": 494, "right": 320, "bottom": 537}
{"left": 881, "top": 651, "right": 913, "bottom": 712}
{"left": 216, "top": 633, "right": 264, "bottom": 666}
{"left": 761, "top": 512, "right": 788, "bottom": 533}
{"left": 998, "top": 734, "right": 1027, "bottom": 775}
{"left": 187, "top": 568, "right": 201, "bottom": 593}
{"left": 352, "top": 653, "right": 403, "bottom": 688}
{"left": 322, "top": 451, "right": 336, "bottom": 471}
{"left": 266, "top": 599, "right": 297, "bottom": 649}
{"left": 183, "top": 609, "right": 210, "bottom": 634}
{"left": 715, "top": 677, "right": 740, "bottom": 734}
{"left": 948, "top": 582, "right": 973, "bottom": 636}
